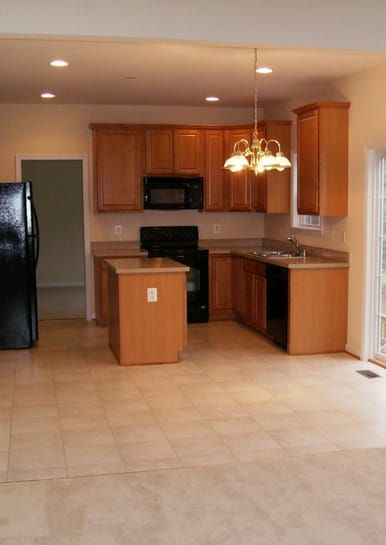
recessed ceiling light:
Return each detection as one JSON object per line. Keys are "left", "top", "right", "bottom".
{"left": 41, "top": 92, "right": 56, "bottom": 99}
{"left": 206, "top": 96, "right": 220, "bottom": 102}
{"left": 50, "top": 59, "right": 69, "bottom": 67}
{"left": 256, "top": 67, "right": 272, "bottom": 74}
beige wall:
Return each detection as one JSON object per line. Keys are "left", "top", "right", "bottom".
{"left": 0, "top": 103, "right": 265, "bottom": 244}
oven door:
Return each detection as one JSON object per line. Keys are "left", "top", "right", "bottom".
{"left": 171, "top": 252, "right": 209, "bottom": 323}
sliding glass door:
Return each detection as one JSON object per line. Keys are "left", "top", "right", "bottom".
{"left": 374, "top": 155, "right": 386, "bottom": 360}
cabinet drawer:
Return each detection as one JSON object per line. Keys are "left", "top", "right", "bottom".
{"left": 244, "top": 259, "right": 266, "bottom": 276}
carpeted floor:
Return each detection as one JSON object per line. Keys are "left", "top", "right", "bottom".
{"left": 0, "top": 447, "right": 385, "bottom": 544}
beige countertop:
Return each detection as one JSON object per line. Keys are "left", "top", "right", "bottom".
{"left": 92, "top": 238, "right": 349, "bottom": 270}
{"left": 105, "top": 257, "right": 190, "bottom": 274}
{"left": 232, "top": 249, "right": 349, "bottom": 269}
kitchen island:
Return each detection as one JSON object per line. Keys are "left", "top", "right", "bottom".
{"left": 105, "top": 257, "right": 189, "bottom": 365}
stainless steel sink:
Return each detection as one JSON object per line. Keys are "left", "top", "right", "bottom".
{"left": 248, "top": 250, "right": 305, "bottom": 259}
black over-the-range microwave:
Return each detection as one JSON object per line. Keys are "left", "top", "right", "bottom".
{"left": 143, "top": 176, "right": 204, "bottom": 210}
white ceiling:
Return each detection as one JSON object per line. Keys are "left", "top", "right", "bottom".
{"left": 1, "top": 38, "right": 385, "bottom": 107}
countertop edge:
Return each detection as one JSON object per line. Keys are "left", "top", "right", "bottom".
{"left": 105, "top": 257, "right": 190, "bottom": 275}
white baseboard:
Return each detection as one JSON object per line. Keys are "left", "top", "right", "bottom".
{"left": 345, "top": 343, "right": 361, "bottom": 359}
{"left": 37, "top": 282, "right": 85, "bottom": 288}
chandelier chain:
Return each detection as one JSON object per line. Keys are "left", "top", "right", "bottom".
{"left": 253, "top": 48, "right": 258, "bottom": 135}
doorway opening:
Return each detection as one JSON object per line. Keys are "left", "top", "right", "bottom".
{"left": 17, "top": 157, "right": 89, "bottom": 320}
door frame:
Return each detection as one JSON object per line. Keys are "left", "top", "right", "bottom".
{"left": 15, "top": 155, "right": 92, "bottom": 320}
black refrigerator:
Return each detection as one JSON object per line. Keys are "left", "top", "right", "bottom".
{"left": 0, "top": 182, "right": 39, "bottom": 349}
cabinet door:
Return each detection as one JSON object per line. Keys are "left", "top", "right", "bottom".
{"left": 209, "top": 255, "right": 233, "bottom": 320}
{"left": 145, "top": 129, "right": 174, "bottom": 173}
{"left": 94, "top": 255, "right": 138, "bottom": 326}
{"left": 243, "top": 260, "right": 266, "bottom": 332}
{"left": 232, "top": 256, "right": 246, "bottom": 318}
{"left": 254, "top": 121, "right": 291, "bottom": 214}
{"left": 254, "top": 125, "right": 267, "bottom": 212}
{"left": 296, "top": 110, "right": 319, "bottom": 214}
{"left": 245, "top": 273, "right": 266, "bottom": 331}
{"left": 174, "top": 129, "right": 202, "bottom": 174}
{"left": 203, "top": 130, "right": 225, "bottom": 211}
{"left": 254, "top": 274, "right": 267, "bottom": 331}
{"left": 224, "top": 128, "right": 253, "bottom": 211}
{"left": 93, "top": 128, "right": 144, "bottom": 212}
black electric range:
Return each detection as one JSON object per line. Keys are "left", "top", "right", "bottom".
{"left": 140, "top": 226, "right": 209, "bottom": 323}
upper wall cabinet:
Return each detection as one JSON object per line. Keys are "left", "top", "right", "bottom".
{"left": 224, "top": 127, "right": 253, "bottom": 211}
{"left": 174, "top": 128, "right": 203, "bottom": 174}
{"left": 254, "top": 120, "right": 292, "bottom": 214}
{"left": 91, "top": 125, "right": 144, "bottom": 212}
{"left": 293, "top": 102, "right": 350, "bottom": 216}
{"left": 145, "top": 128, "right": 174, "bottom": 173}
{"left": 145, "top": 127, "right": 202, "bottom": 175}
{"left": 203, "top": 130, "right": 225, "bottom": 211}
{"left": 90, "top": 121, "right": 292, "bottom": 213}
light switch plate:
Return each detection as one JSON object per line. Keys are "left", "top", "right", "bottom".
{"left": 147, "top": 287, "right": 158, "bottom": 302}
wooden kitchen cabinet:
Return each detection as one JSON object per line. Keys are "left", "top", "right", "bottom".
{"left": 243, "top": 259, "right": 266, "bottom": 332}
{"left": 224, "top": 127, "right": 253, "bottom": 211}
{"left": 91, "top": 125, "right": 144, "bottom": 212}
{"left": 254, "top": 120, "right": 292, "bottom": 214}
{"left": 231, "top": 255, "right": 246, "bottom": 318}
{"left": 145, "top": 127, "right": 203, "bottom": 174}
{"left": 203, "top": 130, "right": 225, "bottom": 211}
{"left": 174, "top": 128, "right": 203, "bottom": 174}
{"left": 145, "top": 128, "right": 174, "bottom": 173}
{"left": 293, "top": 102, "right": 350, "bottom": 216}
{"left": 288, "top": 267, "right": 348, "bottom": 354}
{"left": 209, "top": 254, "right": 234, "bottom": 320}
{"left": 94, "top": 255, "right": 139, "bottom": 326}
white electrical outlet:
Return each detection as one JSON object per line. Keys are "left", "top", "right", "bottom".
{"left": 114, "top": 225, "right": 122, "bottom": 236}
{"left": 147, "top": 287, "right": 158, "bottom": 302}
{"left": 213, "top": 224, "right": 221, "bottom": 234}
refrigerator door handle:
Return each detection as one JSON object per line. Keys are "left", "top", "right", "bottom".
{"left": 30, "top": 199, "right": 40, "bottom": 268}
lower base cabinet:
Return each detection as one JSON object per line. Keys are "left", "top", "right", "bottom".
{"left": 231, "top": 256, "right": 246, "bottom": 318}
{"left": 287, "top": 267, "right": 348, "bottom": 354}
{"left": 243, "top": 259, "right": 266, "bottom": 332}
{"left": 212, "top": 253, "right": 348, "bottom": 355}
{"left": 209, "top": 254, "right": 234, "bottom": 320}
{"left": 94, "top": 255, "right": 138, "bottom": 326}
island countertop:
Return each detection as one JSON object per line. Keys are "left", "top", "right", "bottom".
{"left": 105, "top": 257, "right": 190, "bottom": 274}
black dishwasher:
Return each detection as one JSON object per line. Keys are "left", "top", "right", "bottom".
{"left": 266, "top": 265, "right": 288, "bottom": 349}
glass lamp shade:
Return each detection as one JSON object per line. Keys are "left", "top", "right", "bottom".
{"left": 259, "top": 152, "right": 276, "bottom": 171}
{"left": 274, "top": 152, "right": 291, "bottom": 169}
{"left": 224, "top": 153, "right": 249, "bottom": 172}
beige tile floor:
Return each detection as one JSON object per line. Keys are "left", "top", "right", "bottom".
{"left": 1, "top": 319, "right": 386, "bottom": 543}
{"left": 1, "top": 318, "right": 386, "bottom": 482}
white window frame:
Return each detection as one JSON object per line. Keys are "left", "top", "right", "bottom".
{"left": 290, "top": 152, "right": 323, "bottom": 232}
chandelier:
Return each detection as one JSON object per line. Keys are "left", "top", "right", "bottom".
{"left": 224, "top": 49, "right": 291, "bottom": 175}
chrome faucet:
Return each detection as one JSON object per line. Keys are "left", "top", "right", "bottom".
{"left": 287, "top": 235, "right": 306, "bottom": 257}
